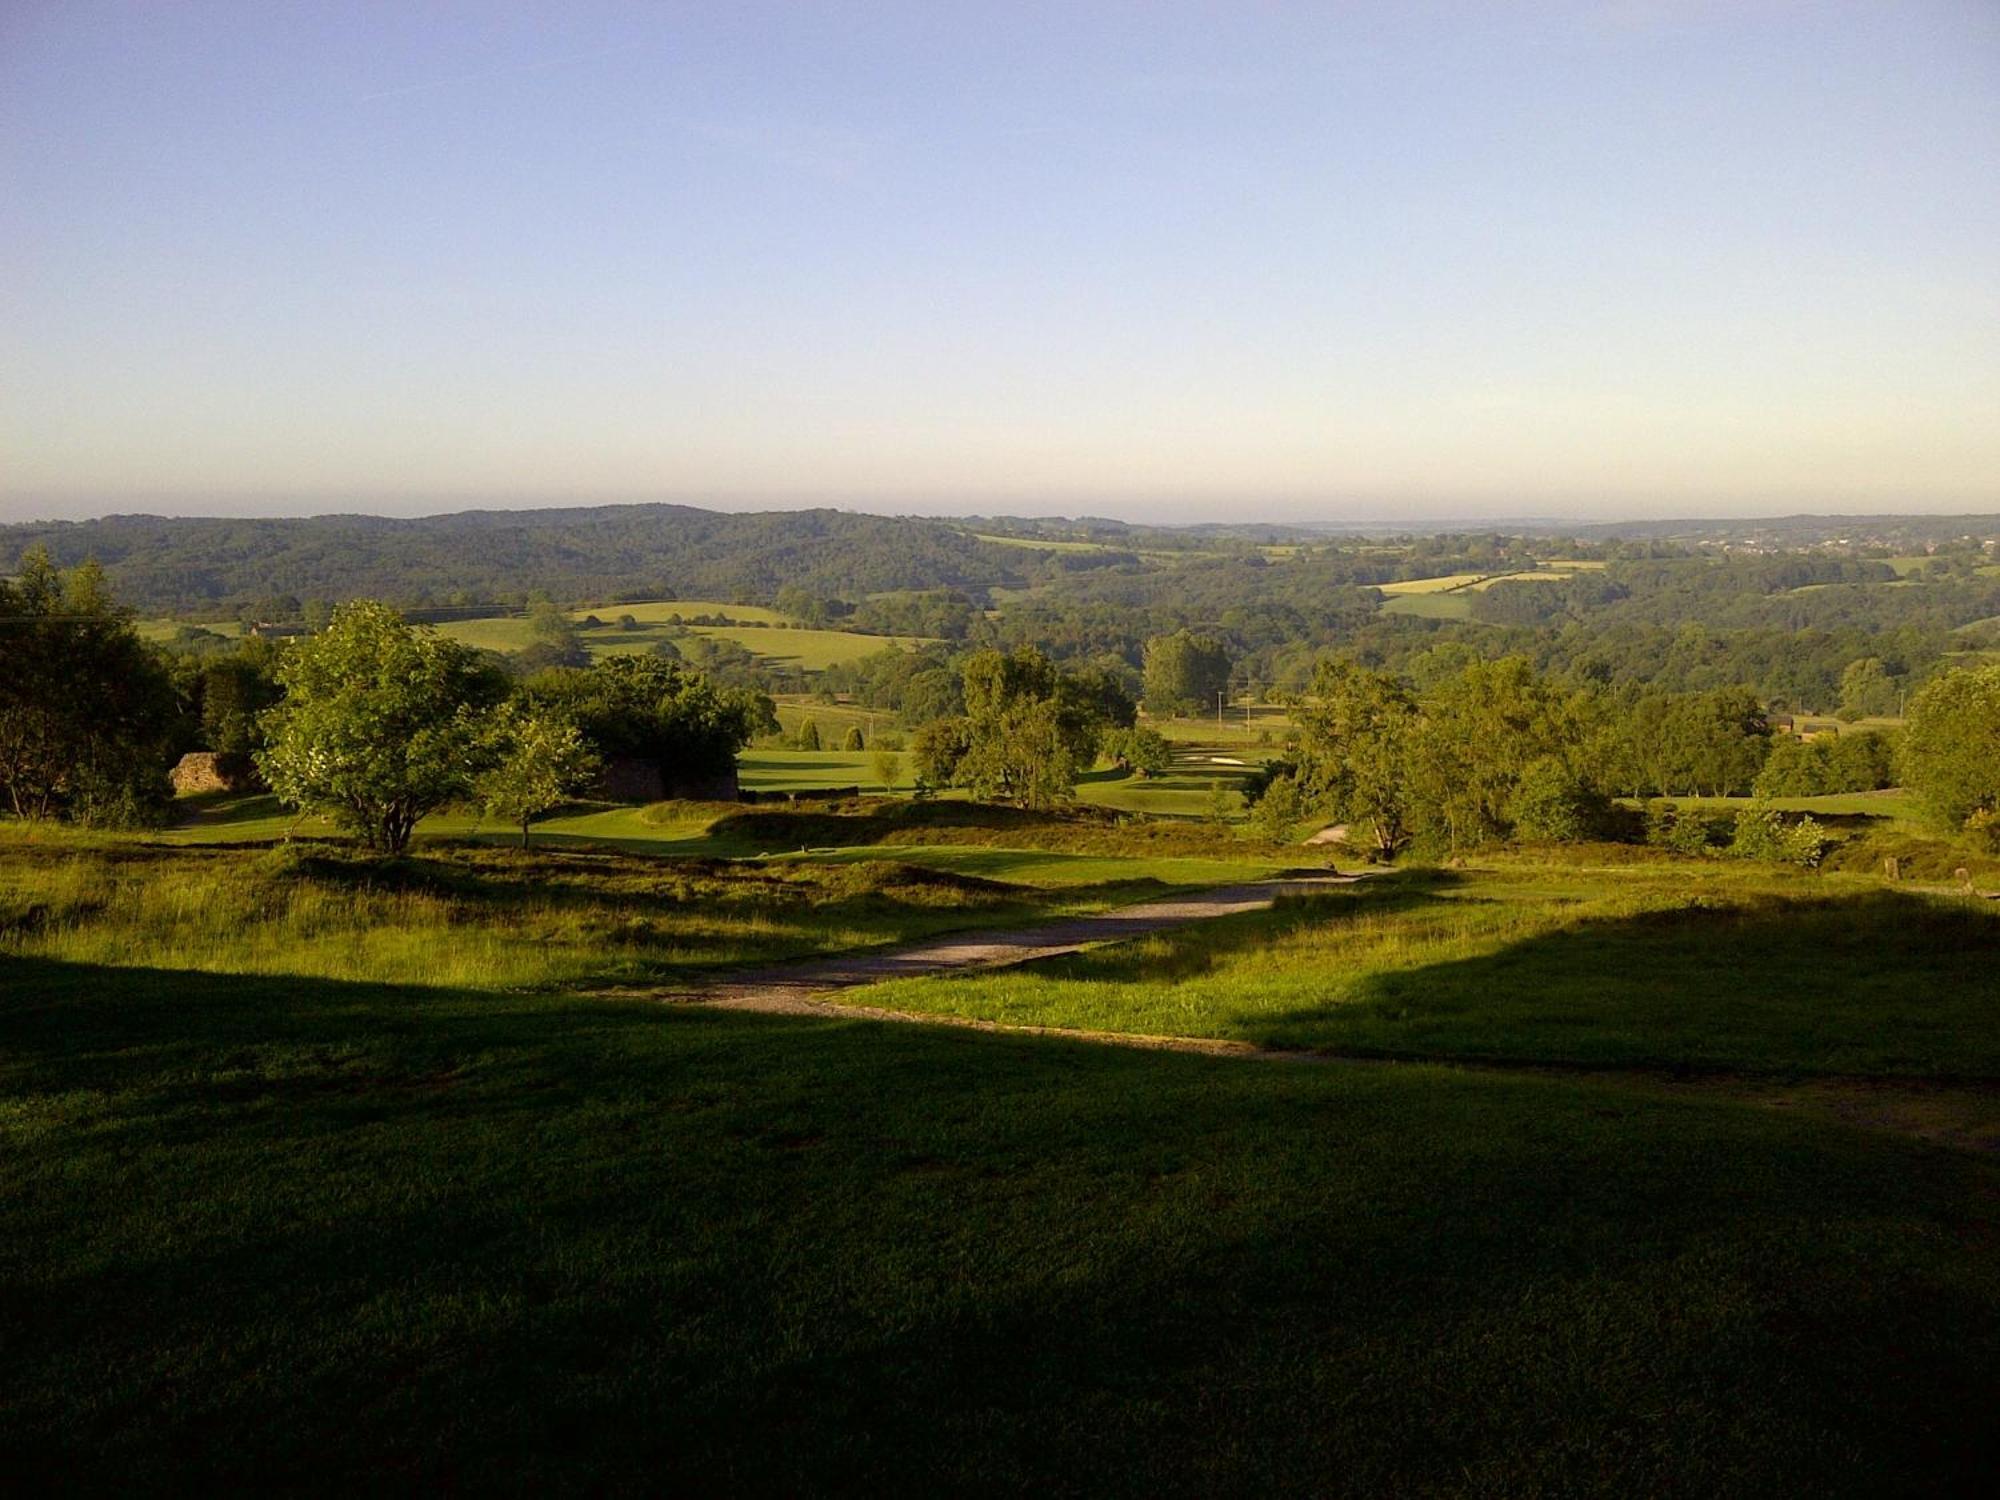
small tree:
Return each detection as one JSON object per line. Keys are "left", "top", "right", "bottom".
{"left": 1103, "top": 725, "right": 1171, "bottom": 777}
{"left": 872, "top": 747, "right": 901, "bottom": 792}
{"left": 478, "top": 704, "right": 598, "bottom": 848}
{"left": 796, "top": 717, "right": 822, "bottom": 751}
{"left": 1252, "top": 772, "right": 1304, "bottom": 842}
{"left": 910, "top": 717, "right": 971, "bottom": 792}
{"left": 842, "top": 724, "right": 866, "bottom": 751}
{"left": 258, "top": 602, "right": 501, "bottom": 853}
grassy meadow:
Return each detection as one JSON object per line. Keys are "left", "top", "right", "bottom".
{"left": 852, "top": 858, "right": 2000, "bottom": 1075}
{"left": 5, "top": 778, "right": 1998, "bottom": 1488}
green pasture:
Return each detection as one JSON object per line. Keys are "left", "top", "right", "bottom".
{"left": 422, "top": 603, "right": 925, "bottom": 671}
{"left": 133, "top": 617, "right": 244, "bottom": 642}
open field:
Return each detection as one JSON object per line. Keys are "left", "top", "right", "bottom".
{"left": 1148, "top": 707, "right": 1290, "bottom": 745}
{"left": 133, "top": 617, "right": 244, "bottom": 642}
{"left": 1375, "top": 572, "right": 1486, "bottom": 595}
{"left": 424, "top": 604, "right": 926, "bottom": 670}
{"left": 7, "top": 854, "right": 1998, "bottom": 1489}
{"left": 1464, "top": 569, "right": 1573, "bottom": 589}
{"left": 970, "top": 531, "right": 1115, "bottom": 552}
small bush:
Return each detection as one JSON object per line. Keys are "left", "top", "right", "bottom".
{"left": 1644, "top": 802, "right": 1722, "bottom": 857}
{"left": 1728, "top": 803, "right": 1831, "bottom": 868}
{"left": 1513, "top": 759, "right": 1611, "bottom": 844}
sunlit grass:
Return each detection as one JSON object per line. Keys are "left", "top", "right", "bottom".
{"left": 852, "top": 858, "right": 2000, "bottom": 1075}
{"left": 0, "top": 840, "right": 1112, "bottom": 990}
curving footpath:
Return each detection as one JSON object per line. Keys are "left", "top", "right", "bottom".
{"left": 672, "top": 872, "right": 1361, "bottom": 1020}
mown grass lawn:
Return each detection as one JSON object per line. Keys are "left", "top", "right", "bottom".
{"left": 853, "top": 860, "right": 2000, "bottom": 1076}
{"left": 4, "top": 955, "right": 1996, "bottom": 1492}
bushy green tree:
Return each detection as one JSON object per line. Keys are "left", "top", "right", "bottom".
{"left": 1290, "top": 661, "right": 1420, "bottom": 858}
{"left": 258, "top": 602, "right": 504, "bottom": 852}
{"left": 1142, "top": 630, "right": 1232, "bottom": 717}
{"left": 1251, "top": 772, "right": 1305, "bottom": 842}
{"left": 909, "top": 716, "right": 971, "bottom": 793}
{"left": 1512, "top": 757, "right": 1610, "bottom": 843}
{"left": 842, "top": 725, "right": 866, "bottom": 752}
{"left": 1837, "top": 657, "right": 1900, "bottom": 720}
{"left": 910, "top": 648, "right": 1110, "bottom": 808}
{"left": 1728, "top": 803, "right": 1831, "bottom": 867}
{"left": 1900, "top": 664, "right": 2000, "bottom": 846}
{"left": 477, "top": 704, "right": 598, "bottom": 848}
{"left": 1102, "top": 725, "right": 1171, "bottom": 777}
{"left": 0, "top": 547, "right": 177, "bottom": 825}
{"left": 871, "top": 747, "right": 901, "bottom": 791}
{"left": 527, "top": 655, "right": 767, "bottom": 779}
{"left": 796, "top": 718, "right": 822, "bottom": 751}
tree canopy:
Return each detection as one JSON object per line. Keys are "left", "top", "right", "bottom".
{"left": 1900, "top": 664, "right": 2000, "bottom": 847}
{"left": 257, "top": 602, "right": 505, "bottom": 852}
{"left": 0, "top": 547, "right": 177, "bottom": 825}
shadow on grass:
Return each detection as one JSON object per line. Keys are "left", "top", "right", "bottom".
{"left": 168, "top": 791, "right": 291, "bottom": 829}
{"left": 1245, "top": 885, "right": 2000, "bottom": 1077}
{"left": 3, "top": 953, "right": 1997, "bottom": 1493}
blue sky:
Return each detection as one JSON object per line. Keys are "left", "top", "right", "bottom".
{"left": 3, "top": 1, "right": 1995, "bottom": 523}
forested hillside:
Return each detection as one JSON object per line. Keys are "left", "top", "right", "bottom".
{"left": 0, "top": 505, "right": 1038, "bottom": 613}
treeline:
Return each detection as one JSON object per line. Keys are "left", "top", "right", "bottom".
{"left": 0, "top": 550, "right": 772, "bottom": 842}
{"left": 1249, "top": 656, "right": 1929, "bottom": 861}
{"left": 0, "top": 505, "right": 1037, "bottom": 616}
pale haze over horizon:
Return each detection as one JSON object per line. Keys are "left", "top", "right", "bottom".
{"left": 3, "top": 1, "right": 1997, "bottom": 527}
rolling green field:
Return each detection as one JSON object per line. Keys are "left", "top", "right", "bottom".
{"left": 425, "top": 605, "right": 926, "bottom": 670}
{"left": 6, "top": 846, "right": 1997, "bottom": 1489}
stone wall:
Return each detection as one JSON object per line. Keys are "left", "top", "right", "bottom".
{"left": 170, "top": 751, "right": 259, "bottom": 795}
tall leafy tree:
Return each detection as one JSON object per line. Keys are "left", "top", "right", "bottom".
{"left": 0, "top": 547, "right": 177, "bottom": 825}
{"left": 258, "top": 602, "right": 504, "bottom": 852}
{"left": 1289, "top": 661, "right": 1420, "bottom": 857}
{"left": 1900, "top": 664, "right": 2000, "bottom": 847}
{"left": 1142, "top": 630, "right": 1233, "bottom": 717}
{"left": 912, "top": 648, "right": 1109, "bottom": 808}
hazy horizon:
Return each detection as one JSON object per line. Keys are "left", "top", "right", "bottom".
{"left": 5, "top": 2, "right": 1997, "bottom": 524}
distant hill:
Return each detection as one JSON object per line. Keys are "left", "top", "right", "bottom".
{"left": 0, "top": 504, "right": 1037, "bottom": 615}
